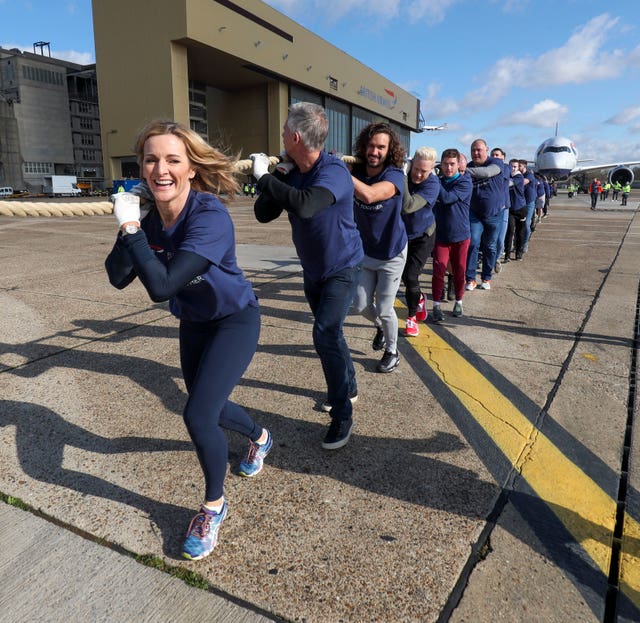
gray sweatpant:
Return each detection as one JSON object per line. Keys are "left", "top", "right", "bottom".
{"left": 352, "top": 244, "right": 408, "bottom": 354}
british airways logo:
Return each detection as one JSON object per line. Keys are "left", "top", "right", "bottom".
{"left": 358, "top": 86, "right": 397, "bottom": 109}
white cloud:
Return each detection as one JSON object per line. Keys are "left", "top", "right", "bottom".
{"left": 405, "top": 0, "right": 460, "bottom": 23}
{"left": 0, "top": 42, "right": 93, "bottom": 64}
{"left": 628, "top": 43, "right": 640, "bottom": 66}
{"left": 263, "top": 0, "right": 299, "bottom": 11}
{"left": 576, "top": 136, "right": 640, "bottom": 165}
{"left": 462, "top": 13, "right": 630, "bottom": 107}
{"left": 265, "top": 0, "right": 400, "bottom": 22}
{"left": 417, "top": 82, "right": 460, "bottom": 119}
{"left": 607, "top": 105, "right": 640, "bottom": 125}
{"left": 532, "top": 13, "right": 622, "bottom": 85}
{"left": 53, "top": 49, "right": 94, "bottom": 64}
{"left": 501, "top": 0, "right": 525, "bottom": 13}
{"left": 462, "top": 57, "right": 526, "bottom": 107}
{"left": 502, "top": 99, "right": 569, "bottom": 128}
{"left": 458, "top": 132, "right": 477, "bottom": 147}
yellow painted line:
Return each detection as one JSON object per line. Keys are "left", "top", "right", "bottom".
{"left": 397, "top": 302, "right": 640, "bottom": 605}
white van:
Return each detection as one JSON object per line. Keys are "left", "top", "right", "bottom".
{"left": 0, "top": 187, "right": 13, "bottom": 198}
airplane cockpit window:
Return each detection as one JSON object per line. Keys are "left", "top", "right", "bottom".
{"left": 543, "top": 146, "right": 572, "bottom": 154}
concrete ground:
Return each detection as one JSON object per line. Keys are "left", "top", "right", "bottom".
{"left": 0, "top": 191, "right": 638, "bottom": 622}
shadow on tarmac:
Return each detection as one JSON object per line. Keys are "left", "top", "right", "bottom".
{"left": 1, "top": 298, "right": 639, "bottom": 620}
{"left": 400, "top": 323, "right": 640, "bottom": 620}
{"left": 0, "top": 399, "right": 194, "bottom": 558}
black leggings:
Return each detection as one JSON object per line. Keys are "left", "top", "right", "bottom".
{"left": 402, "top": 230, "right": 435, "bottom": 316}
{"left": 504, "top": 207, "right": 528, "bottom": 258}
{"left": 180, "top": 304, "right": 262, "bottom": 501}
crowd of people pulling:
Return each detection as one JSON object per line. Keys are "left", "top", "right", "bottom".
{"left": 103, "top": 103, "right": 555, "bottom": 562}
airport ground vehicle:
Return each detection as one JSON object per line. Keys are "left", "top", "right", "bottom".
{"left": 43, "top": 176, "right": 82, "bottom": 197}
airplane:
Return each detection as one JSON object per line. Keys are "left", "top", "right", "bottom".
{"left": 534, "top": 135, "right": 639, "bottom": 186}
{"left": 416, "top": 111, "right": 447, "bottom": 133}
{"left": 420, "top": 123, "right": 448, "bottom": 132}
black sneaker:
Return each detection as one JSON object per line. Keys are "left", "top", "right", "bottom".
{"left": 447, "top": 275, "right": 455, "bottom": 301}
{"left": 322, "top": 418, "right": 354, "bottom": 450}
{"left": 432, "top": 305, "right": 444, "bottom": 322}
{"left": 372, "top": 327, "right": 386, "bottom": 351}
{"left": 376, "top": 350, "right": 399, "bottom": 373}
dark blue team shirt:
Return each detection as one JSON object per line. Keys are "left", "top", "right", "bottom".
{"left": 286, "top": 151, "right": 363, "bottom": 281}
{"left": 509, "top": 172, "right": 526, "bottom": 211}
{"left": 353, "top": 166, "right": 407, "bottom": 260}
{"left": 467, "top": 156, "right": 508, "bottom": 219}
{"left": 402, "top": 173, "right": 440, "bottom": 239}
{"left": 434, "top": 172, "right": 472, "bottom": 244}
{"left": 143, "top": 190, "right": 257, "bottom": 322}
{"left": 523, "top": 169, "right": 537, "bottom": 204}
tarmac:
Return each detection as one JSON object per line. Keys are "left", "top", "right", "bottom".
{"left": 0, "top": 191, "right": 639, "bottom": 622}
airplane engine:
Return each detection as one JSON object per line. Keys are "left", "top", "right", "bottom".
{"left": 608, "top": 166, "right": 634, "bottom": 186}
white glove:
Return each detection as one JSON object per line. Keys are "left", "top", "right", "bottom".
{"left": 250, "top": 153, "right": 270, "bottom": 180}
{"left": 275, "top": 151, "right": 295, "bottom": 175}
{"left": 275, "top": 160, "right": 295, "bottom": 175}
{"left": 129, "top": 180, "right": 154, "bottom": 220}
{"left": 111, "top": 192, "right": 141, "bottom": 227}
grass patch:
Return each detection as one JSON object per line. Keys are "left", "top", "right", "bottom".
{"left": 136, "top": 554, "right": 210, "bottom": 590}
{"left": 0, "top": 492, "right": 30, "bottom": 511}
{"left": 1, "top": 493, "right": 210, "bottom": 593}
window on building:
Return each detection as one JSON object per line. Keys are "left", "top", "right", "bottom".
{"left": 189, "top": 103, "right": 206, "bottom": 120}
{"left": 287, "top": 87, "right": 410, "bottom": 158}
{"left": 23, "top": 162, "right": 54, "bottom": 175}
{"left": 325, "top": 97, "right": 350, "bottom": 155}
{"left": 190, "top": 120, "right": 207, "bottom": 139}
{"left": 79, "top": 118, "right": 93, "bottom": 130}
{"left": 351, "top": 107, "right": 376, "bottom": 146}
{"left": 22, "top": 65, "right": 64, "bottom": 86}
{"left": 190, "top": 91, "right": 206, "bottom": 105}
{"left": 389, "top": 122, "right": 410, "bottom": 156}
{"left": 290, "top": 85, "right": 322, "bottom": 106}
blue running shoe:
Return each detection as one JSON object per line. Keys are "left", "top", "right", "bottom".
{"left": 182, "top": 502, "right": 227, "bottom": 561}
{"left": 239, "top": 430, "right": 273, "bottom": 477}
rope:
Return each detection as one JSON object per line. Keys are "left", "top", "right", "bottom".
{"left": 0, "top": 155, "right": 362, "bottom": 217}
{"left": 0, "top": 201, "right": 113, "bottom": 217}
{"left": 234, "top": 154, "right": 359, "bottom": 173}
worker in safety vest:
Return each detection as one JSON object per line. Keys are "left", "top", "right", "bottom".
{"left": 621, "top": 182, "right": 631, "bottom": 206}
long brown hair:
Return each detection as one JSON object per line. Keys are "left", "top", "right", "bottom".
{"left": 134, "top": 120, "right": 240, "bottom": 202}
{"left": 353, "top": 122, "right": 405, "bottom": 169}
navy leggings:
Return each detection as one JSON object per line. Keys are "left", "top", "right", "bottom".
{"left": 179, "top": 303, "right": 262, "bottom": 501}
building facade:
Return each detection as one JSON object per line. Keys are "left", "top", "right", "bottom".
{"left": 92, "top": 0, "right": 421, "bottom": 185}
{"left": 0, "top": 46, "right": 105, "bottom": 193}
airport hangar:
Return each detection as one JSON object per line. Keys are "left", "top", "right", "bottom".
{"left": 91, "top": 0, "right": 422, "bottom": 185}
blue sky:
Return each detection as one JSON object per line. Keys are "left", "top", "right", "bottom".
{"left": 2, "top": 0, "right": 639, "bottom": 163}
